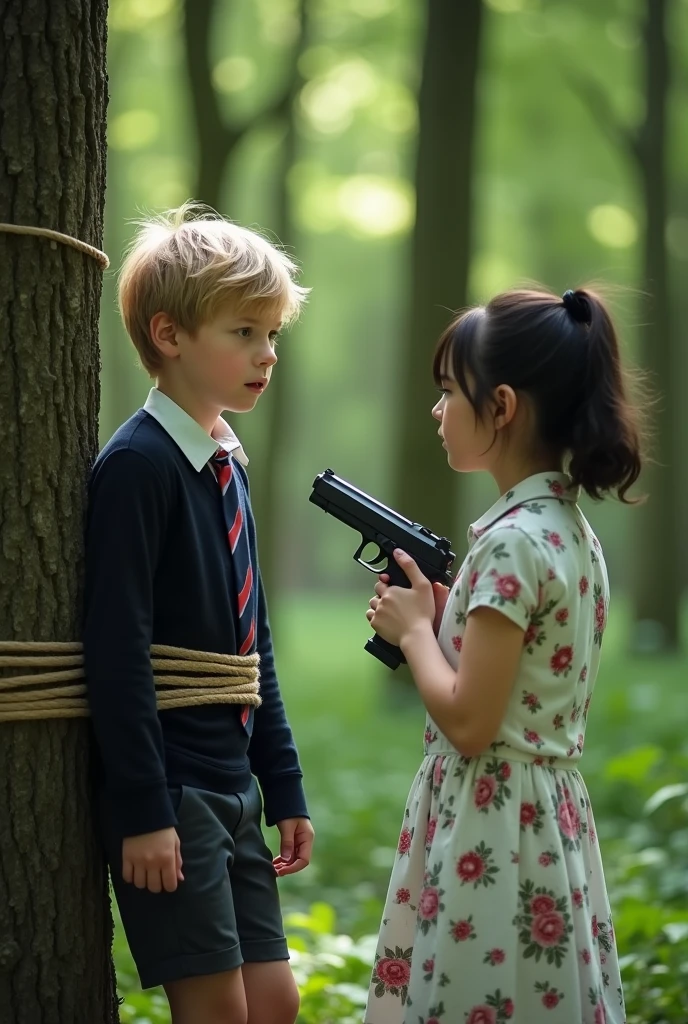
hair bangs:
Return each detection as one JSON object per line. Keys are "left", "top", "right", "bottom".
{"left": 433, "top": 307, "right": 485, "bottom": 405}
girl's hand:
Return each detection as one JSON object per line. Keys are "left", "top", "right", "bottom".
{"left": 366, "top": 549, "right": 436, "bottom": 647}
{"left": 432, "top": 582, "right": 450, "bottom": 635}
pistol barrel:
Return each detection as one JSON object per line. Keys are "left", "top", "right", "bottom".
{"left": 310, "top": 468, "right": 455, "bottom": 573}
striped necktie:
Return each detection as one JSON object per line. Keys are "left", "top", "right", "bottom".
{"left": 211, "top": 447, "right": 255, "bottom": 725}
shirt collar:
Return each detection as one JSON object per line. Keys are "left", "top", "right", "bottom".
{"left": 468, "top": 472, "right": 578, "bottom": 544}
{"left": 143, "top": 388, "right": 249, "bottom": 471}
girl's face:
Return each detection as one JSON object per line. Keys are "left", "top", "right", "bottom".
{"left": 432, "top": 369, "right": 498, "bottom": 473}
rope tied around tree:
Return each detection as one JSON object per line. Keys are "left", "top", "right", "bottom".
{"left": 0, "top": 642, "right": 261, "bottom": 722}
{"left": 0, "top": 223, "right": 110, "bottom": 269}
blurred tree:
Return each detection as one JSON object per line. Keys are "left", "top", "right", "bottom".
{"left": 0, "top": 2, "right": 119, "bottom": 1022}
{"left": 633, "top": 0, "right": 679, "bottom": 650}
{"left": 571, "top": 0, "right": 679, "bottom": 650}
{"left": 184, "top": 0, "right": 238, "bottom": 207}
{"left": 249, "top": 0, "right": 308, "bottom": 602}
{"left": 183, "top": 0, "right": 299, "bottom": 211}
{"left": 100, "top": 29, "right": 138, "bottom": 438}
{"left": 393, "top": 0, "right": 484, "bottom": 543}
{"left": 183, "top": 0, "right": 307, "bottom": 599}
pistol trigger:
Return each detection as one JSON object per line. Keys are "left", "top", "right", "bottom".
{"left": 354, "top": 537, "right": 389, "bottom": 574}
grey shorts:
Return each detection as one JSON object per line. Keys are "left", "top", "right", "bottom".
{"left": 100, "top": 777, "right": 288, "bottom": 989}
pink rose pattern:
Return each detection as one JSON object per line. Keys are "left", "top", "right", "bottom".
{"left": 370, "top": 945, "right": 412, "bottom": 1005}
{"left": 418, "top": 864, "right": 446, "bottom": 936}
{"left": 366, "top": 475, "right": 624, "bottom": 1024}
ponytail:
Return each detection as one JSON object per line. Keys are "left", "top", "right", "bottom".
{"left": 563, "top": 289, "right": 644, "bottom": 504}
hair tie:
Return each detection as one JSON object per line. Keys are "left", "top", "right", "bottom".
{"left": 561, "top": 289, "right": 591, "bottom": 325}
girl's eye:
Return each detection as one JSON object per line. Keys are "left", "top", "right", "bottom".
{"left": 435, "top": 387, "right": 450, "bottom": 395}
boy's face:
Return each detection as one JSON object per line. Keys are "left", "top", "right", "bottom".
{"left": 171, "top": 298, "right": 282, "bottom": 413}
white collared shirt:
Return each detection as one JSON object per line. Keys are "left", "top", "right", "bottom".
{"left": 143, "top": 388, "right": 249, "bottom": 471}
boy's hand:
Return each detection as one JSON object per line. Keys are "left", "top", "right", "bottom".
{"left": 122, "top": 827, "right": 184, "bottom": 893}
{"left": 273, "top": 817, "right": 314, "bottom": 877}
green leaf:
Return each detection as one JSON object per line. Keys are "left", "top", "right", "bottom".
{"left": 604, "top": 745, "right": 663, "bottom": 784}
{"left": 644, "top": 783, "right": 688, "bottom": 816}
{"left": 310, "top": 901, "right": 337, "bottom": 934}
{"left": 663, "top": 922, "right": 688, "bottom": 944}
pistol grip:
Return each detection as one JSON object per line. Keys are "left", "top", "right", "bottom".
{"left": 365, "top": 633, "right": 407, "bottom": 670}
{"left": 385, "top": 560, "right": 413, "bottom": 588}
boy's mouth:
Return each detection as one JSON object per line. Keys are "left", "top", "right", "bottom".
{"left": 245, "top": 380, "right": 267, "bottom": 393}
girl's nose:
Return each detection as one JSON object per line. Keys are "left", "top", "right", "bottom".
{"left": 431, "top": 399, "right": 443, "bottom": 421}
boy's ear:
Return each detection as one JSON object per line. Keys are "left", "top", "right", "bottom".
{"left": 149, "top": 312, "right": 180, "bottom": 360}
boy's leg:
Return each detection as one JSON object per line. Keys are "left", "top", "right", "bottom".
{"left": 160, "top": 781, "right": 299, "bottom": 1024}
{"left": 242, "top": 962, "right": 299, "bottom": 1024}
{"left": 98, "top": 785, "right": 245, "bottom": 993}
{"left": 164, "top": 968, "right": 247, "bottom": 1024}
{"left": 161, "top": 956, "right": 299, "bottom": 1024}
{"left": 230, "top": 778, "right": 299, "bottom": 1024}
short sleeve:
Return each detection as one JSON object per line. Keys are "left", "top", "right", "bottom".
{"left": 465, "top": 525, "right": 541, "bottom": 630}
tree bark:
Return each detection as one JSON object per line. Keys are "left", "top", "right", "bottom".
{"left": 633, "top": 0, "right": 680, "bottom": 650}
{"left": 0, "top": 2, "right": 118, "bottom": 1022}
{"left": 394, "top": 0, "right": 484, "bottom": 542}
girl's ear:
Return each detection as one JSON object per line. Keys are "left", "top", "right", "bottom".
{"left": 493, "top": 384, "right": 518, "bottom": 431}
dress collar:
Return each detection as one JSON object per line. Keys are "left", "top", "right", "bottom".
{"left": 468, "top": 472, "right": 578, "bottom": 544}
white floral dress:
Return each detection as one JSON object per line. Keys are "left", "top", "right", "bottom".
{"left": 365, "top": 473, "right": 625, "bottom": 1024}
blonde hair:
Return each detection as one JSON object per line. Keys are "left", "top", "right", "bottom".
{"left": 118, "top": 202, "right": 309, "bottom": 375}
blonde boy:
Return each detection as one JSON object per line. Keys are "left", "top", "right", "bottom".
{"left": 83, "top": 205, "right": 312, "bottom": 1024}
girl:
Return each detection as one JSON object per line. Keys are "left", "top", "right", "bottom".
{"left": 364, "top": 287, "right": 642, "bottom": 1024}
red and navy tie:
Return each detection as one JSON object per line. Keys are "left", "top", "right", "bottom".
{"left": 212, "top": 447, "right": 255, "bottom": 726}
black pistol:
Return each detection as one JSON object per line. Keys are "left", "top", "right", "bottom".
{"left": 309, "top": 469, "right": 456, "bottom": 670}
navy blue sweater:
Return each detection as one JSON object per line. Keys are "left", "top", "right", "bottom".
{"left": 83, "top": 410, "right": 307, "bottom": 837}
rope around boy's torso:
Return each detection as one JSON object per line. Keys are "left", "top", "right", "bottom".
{"left": 0, "top": 228, "right": 260, "bottom": 722}
{"left": 0, "top": 642, "right": 260, "bottom": 722}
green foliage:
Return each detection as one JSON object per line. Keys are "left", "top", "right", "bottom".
{"left": 285, "top": 903, "right": 374, "bottom": 1024}
{"left": 114, "top": 899, "right": 374, "bottom": 1024}
{"left": 610, "top": 770, "right": 688, "bottom": 1022}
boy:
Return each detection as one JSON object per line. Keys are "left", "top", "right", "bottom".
{"left": 83, "top": 205, "right": 313, "bottom": 1024}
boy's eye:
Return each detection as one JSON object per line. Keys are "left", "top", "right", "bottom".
{"left": 237, "top": 327, "right": 252, "bottom": 338}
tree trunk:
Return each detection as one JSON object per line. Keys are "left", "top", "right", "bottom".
{"left": 248, "top": 0, "right": 307, "bottom": 603}
{"left": 394, "top": 0, "right": 484, "bottom": 542}
{"left": 183, "top": 0, "right": 240, "bottom": 207}
{"left": 0, "top": 2, "right": 118, "bottom": 1022}
{"left": 632, "top": 0, "right": 680, "bottom": 650}
{"left": 181, "top": 0, "right": 308, "bottom": 600}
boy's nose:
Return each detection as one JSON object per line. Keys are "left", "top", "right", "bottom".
{"left": 259, "top": 346, "right": 278, "bottom": 367}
